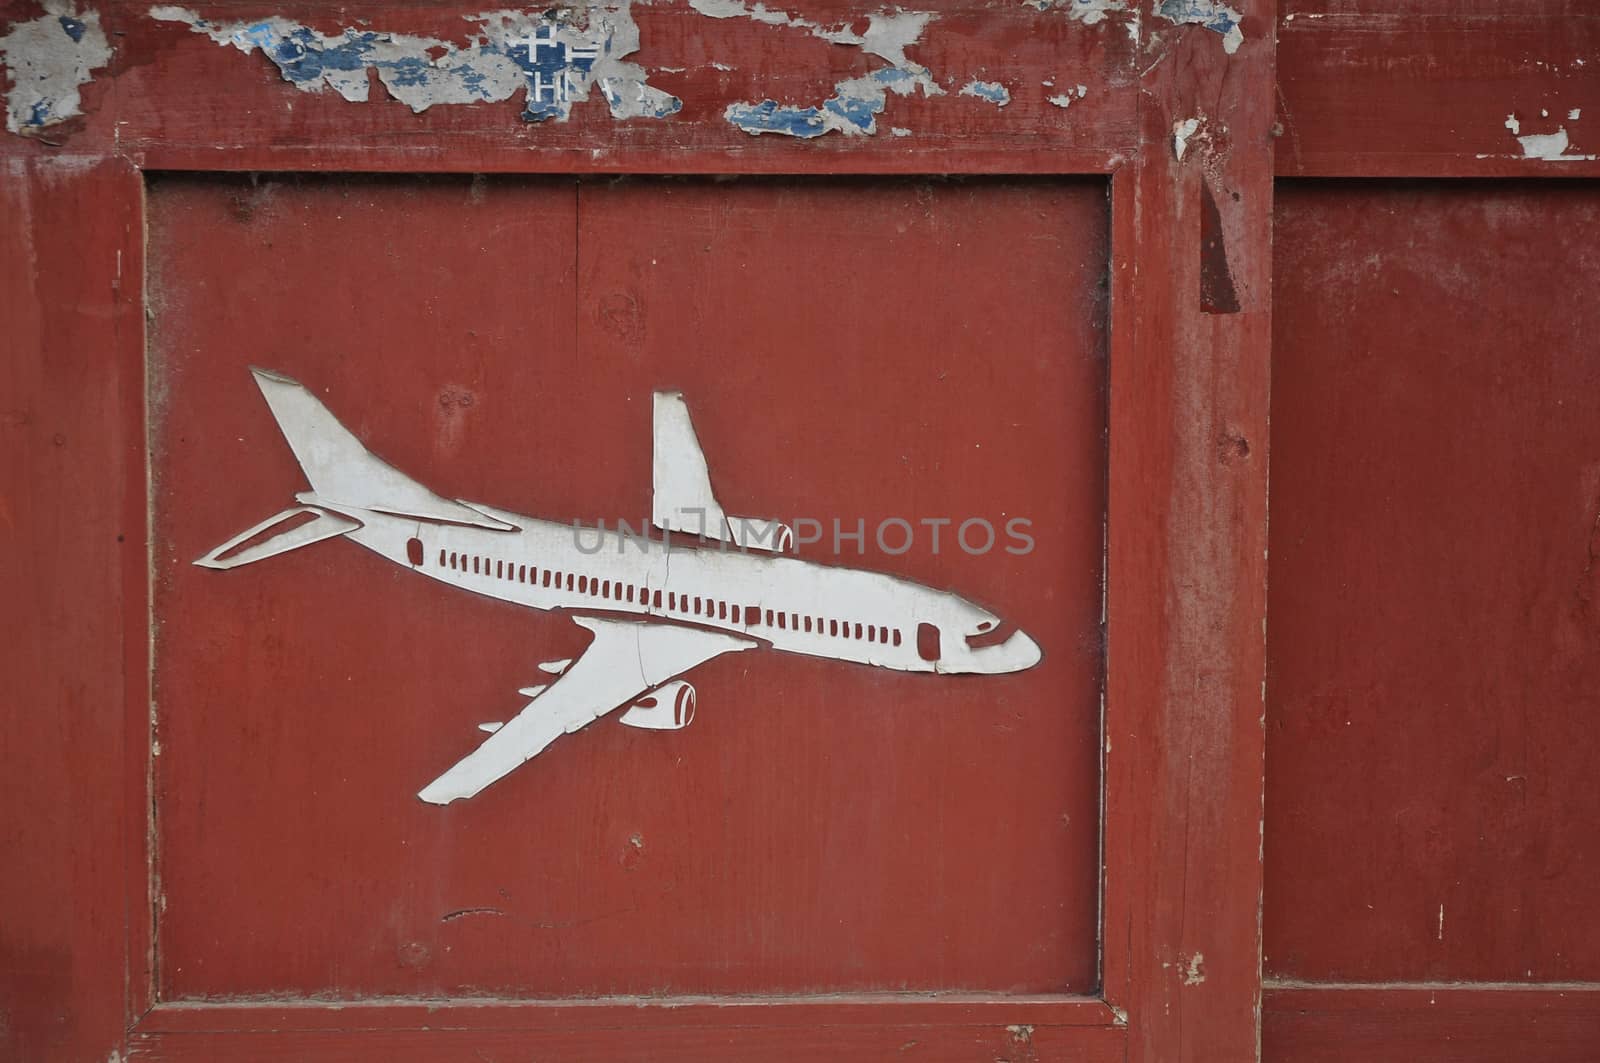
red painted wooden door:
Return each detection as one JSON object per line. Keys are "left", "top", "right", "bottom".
{"left": 80, "top": 0, "right": 1600, "bottom": 1058}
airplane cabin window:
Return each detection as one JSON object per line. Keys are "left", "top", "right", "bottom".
{"left": 892, "top": 629, "right": 902, "bottom": 647}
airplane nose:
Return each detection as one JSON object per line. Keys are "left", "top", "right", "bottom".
{"left": 965, "top": 629, "right": 1043, "bottom": 673}
{"left": 1004, "top": 630, "right": 1043, "bottom": 671}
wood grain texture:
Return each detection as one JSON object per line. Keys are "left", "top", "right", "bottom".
{"left": 1268, "top": 181, "right": 1600, "bottom": 984}
{"left": 1264, "top": 986, "right": 1600, "bottom": 1063}
{"left": 4, "top": 0, "right": 1142, "bottom": 172}
{"left": 144, "top": 174, "right": 1109, "bottom": 1003}
{"left": 130, "top": 1000, "right": 1127, "bottom": 1062}
{"left": 1276, "top": 1, "right": 1600, "bottom": 176}
{"left": 1106, "top": 2, "right": 1275, "bottom": 1059}
{"left": 0, "top": 158, "right": 145, "bottom": 1062}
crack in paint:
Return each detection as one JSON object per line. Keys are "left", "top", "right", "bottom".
{"left": 0, "top": 1, "right": 112, "bottom": 134}
{"left": 149, "top": 3, "right": 679, "bottom": 122}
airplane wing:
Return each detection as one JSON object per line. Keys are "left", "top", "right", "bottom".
{"left": 417, "top": 616, "right": 755, "bottom": 805}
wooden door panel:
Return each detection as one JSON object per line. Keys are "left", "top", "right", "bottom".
{"left": 147, "top": 174, "right": 1107, "bottom": 999}
{"left": 1267, "top": 181, "right": 1600, "bottom": 984}
{"left": 2, "top": 0, "right": 1277, "bottom": 1056}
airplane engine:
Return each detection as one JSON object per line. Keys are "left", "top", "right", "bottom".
{"left": 618, "top": 680, "right": 695, "bottom": 730}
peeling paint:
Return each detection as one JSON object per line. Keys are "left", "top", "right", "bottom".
{"left": 689, "top": 0, "right": 932, "bottom": 66}
{"left": 1493, "top": 110, "right": 1596, "bottom": 161}
{"left": 1172, "top": 115, "right": 1201, "bottom": 160}
{"left": 1050, "top": 82, "right": 1088, "bottom": 108}
{"left": 149, "top": 3, "right": 679, "bottom": 122}
{"left": 1181, "top": 951, "right": 1206, "bottom": 985}
{"left": 1023, "top": 0, "right": 1126, "bottom": 24}
{"left": 960, "top": 80, "right": 1010, "bottom": 107}
{"left": 0, "top": 1, "right": 112, "bottom": 134}
{"left": 1517, "top": 127, "right": 1589, "bottom": 160}
{"left": 1155, "top": 0, "right": 1243, "bottom": 54}
{"left": 724, "top": 65, "right": 939, "bottom": 137}
{"left": 693, "top": 0, "right": 942, "bottom": 138}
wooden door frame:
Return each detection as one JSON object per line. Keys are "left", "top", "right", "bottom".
{"left": 2, "top": 1, "right": 1277, "bottom": 1058}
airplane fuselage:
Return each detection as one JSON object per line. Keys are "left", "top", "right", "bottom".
{"left": 311, "top": 494, "right": 1041, "bottom": 675}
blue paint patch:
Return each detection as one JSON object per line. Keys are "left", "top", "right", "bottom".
{"left": 960, "top": 80, "right": 1010, "bottom": 106}
{"left": 27, "top": 98, "right": 53, "bottom": 126}
{"left": 58, "top": 16, "right": 87, "bottom": 43}
{"left": 725, "top": 99, "right": 831, "bottom": 138}
{"left": 1157, "top": 0, "right": 1238, "bottom": 36}
{"left": 162, "top": 11, "right": 678, "bottom": 123}
{"left": 822, "top": 92, "right": 884, "bottom": 131}
{"left": 725, "top": 66, "right": 920, "bottom": 138}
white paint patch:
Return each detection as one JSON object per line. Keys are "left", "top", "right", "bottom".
{"left": 1023, "top": 0, "right": 1127, "bottom": 25}
{"left": 1181, "top": 952, "right": 1206, "bottom": 985}
{"left": 1155, "top": 0, "right": 1244, "bottom": 54}
{"left": 1047, "top": 94, "right": 1075, "bottom": 109}
{"left": 149, "top": 2, "right": 679, "bottom": 122}
{"left": 688, "top": 0, "right": 933, "bottom": 67}
{"left": 959, "top": 80, "right": 1010, "bottom": 107}
{"left": 1517, "top": 127, "right": 1596, "bottom": 161}
{"left": 1504, "top": 114, "right": 1521, "bottom": 135}
{"left": 1172, "top": 115, "right": 1202, "bottom": 161}
{"left": 1570, "top": 108, "right": 1582, "bottom": 121}
{"left": 0, "top": 1, "right": 112, "bottom": 134}
{"left": 197, "top": 370, "right": 1044, "bottom": 803}
{"left": 890, "top": 125, "right": 912, "bottom": 136}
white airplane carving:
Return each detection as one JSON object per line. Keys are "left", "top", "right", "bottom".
{"left": 197, "top": 369, "right": 1043, "bottom": 804}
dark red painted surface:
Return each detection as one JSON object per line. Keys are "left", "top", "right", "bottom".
{"left": 1267, "top": 182, "right": 1600, "bottom": 983}
{"left": 148, "top": 175, "right": 1108, "bottom": 999}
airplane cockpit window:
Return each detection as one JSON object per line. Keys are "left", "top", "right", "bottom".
{"left": 917, "top": 622, "right": 942, "bottom": 662}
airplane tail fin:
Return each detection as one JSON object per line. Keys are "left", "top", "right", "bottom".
{"left": 247, "top": 368, "right": 504, "bottom": 528}
{"left": 193, "top": 368, "right": 509, "bottom": 571}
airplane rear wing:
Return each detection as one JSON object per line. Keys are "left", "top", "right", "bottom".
{"left": 194, "top": 505, "right": 361, "bottom": 570}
